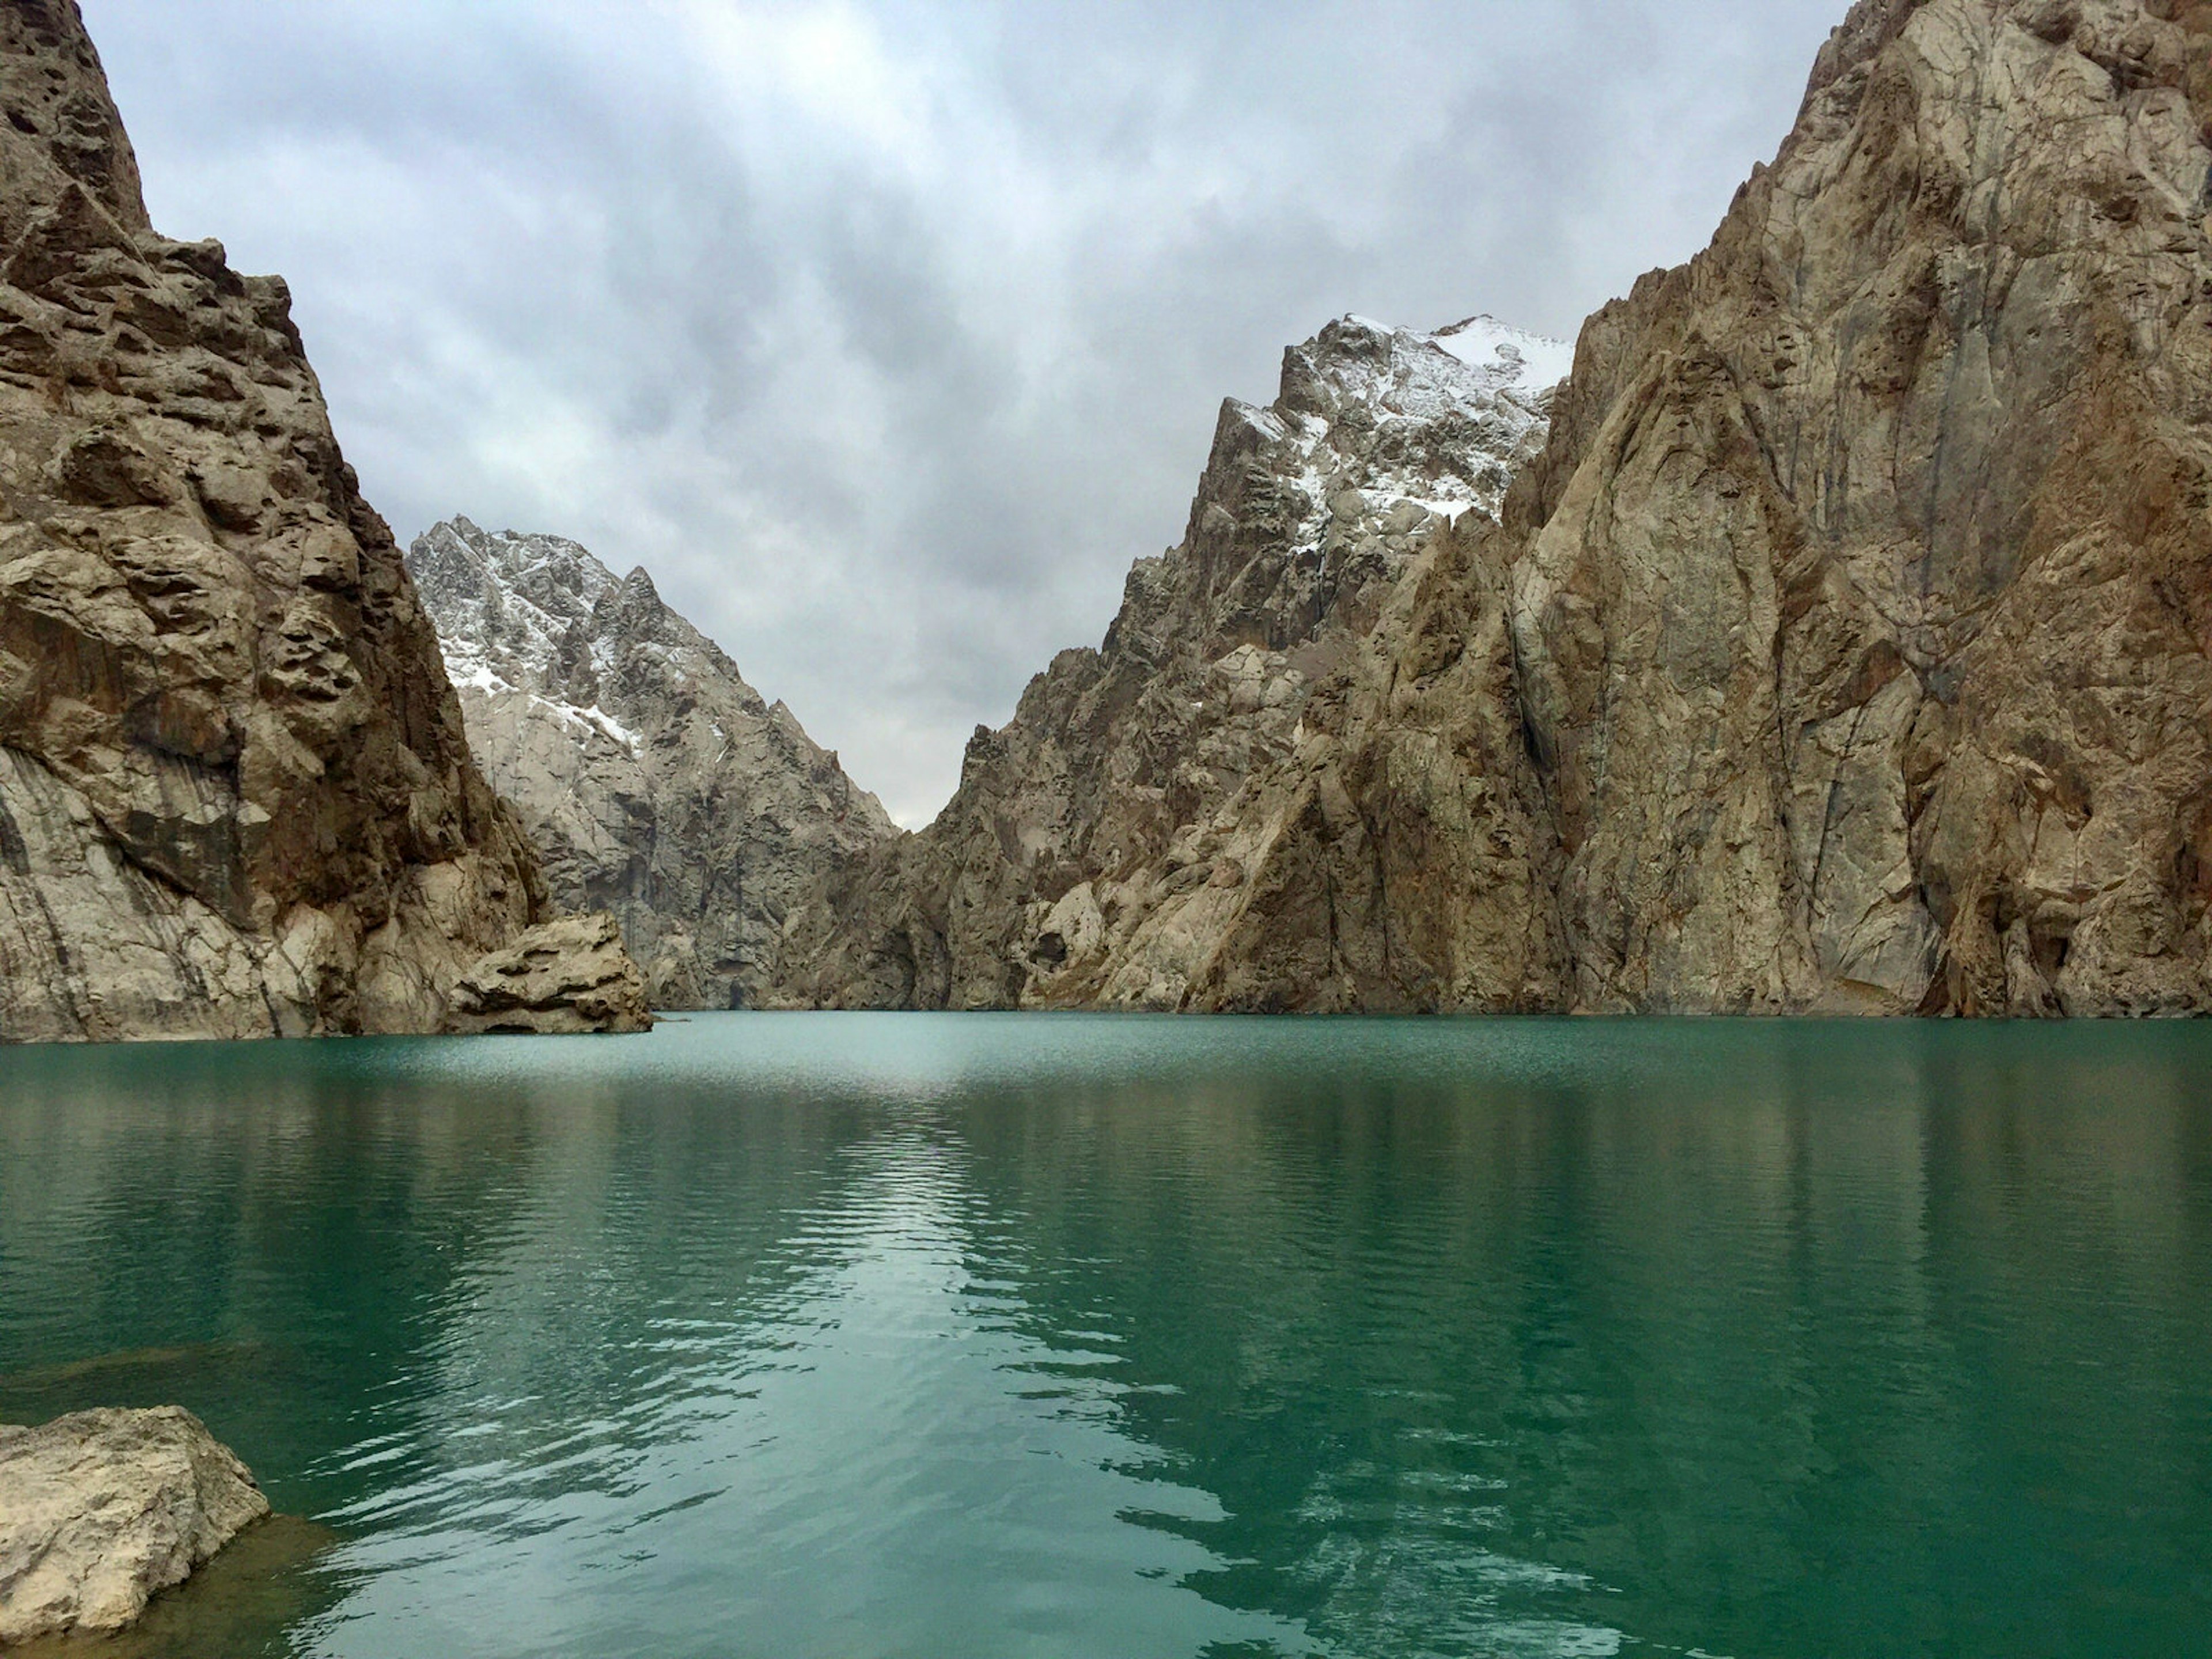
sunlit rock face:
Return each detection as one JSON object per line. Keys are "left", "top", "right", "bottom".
{"left": 0, "top": 1407, "right": 269, "bottom": 1643}
{"left": 783, "top": 0, "right": 2212, "bottom": 1017}
{"left": 408, "top": 518, "right": 898, "bottom": 1010}
{"left": 0, "top": 1, "right": 643, "bottom": 1041}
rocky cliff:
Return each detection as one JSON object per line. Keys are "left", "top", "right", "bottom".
{"left": 407, "top": 518, "right": 897, "bottom": 1008}
{"left": 781, "top": 0, "right": 2212, "bottom": 1017}
{"left": 777, "top": 316, "right": 1578, "bottom": 1010}
{"left": 1505, "top": 0, "right": 2212, "bottom": 1014}
{"left": 0, "top": 1, "right": 644, "bottom": 1041}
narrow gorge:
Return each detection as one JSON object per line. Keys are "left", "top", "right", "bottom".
{"left": 1, "top": 0, "right": 2206, "bottom": 1034}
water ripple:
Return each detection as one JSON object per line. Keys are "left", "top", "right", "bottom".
{"left": 3, "top": 1014, "right": 2210, "bottom": 1657}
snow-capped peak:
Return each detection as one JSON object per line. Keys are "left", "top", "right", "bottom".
{"left": 1226, "top": 311, "right": 1567, "bottom": 540}
{"left": 1425, "top": 315, "right": 1575, "bottom": 399}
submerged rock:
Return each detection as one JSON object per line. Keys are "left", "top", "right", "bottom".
{"left": 0, "top": 1407, "right": 270, "bottom": 1645}
{"left": 443, "top": 911, "right": 655, "bottom": 1035}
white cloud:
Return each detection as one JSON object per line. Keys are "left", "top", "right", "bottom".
{"left": 81, "top": 0, "right": 1846, "bottom": 827}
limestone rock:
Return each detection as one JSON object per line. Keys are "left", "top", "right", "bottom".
{"left": 0, "top": 1407, "right": 270, "bottom": 1645}
{"left": 1502, "top": 0, "right": 2212, "bottom": 1015}
{"left": 407, "top": 520, "right": 899, "bottom": 1009}
{"left": 0, "top": 2, "right": 646, "bottom": 1040}
{"left": 443, "top": 911, "right": 654, "bottom": 1035}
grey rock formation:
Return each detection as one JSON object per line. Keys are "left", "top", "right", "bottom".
{"left": 0, "top": 2, "right": 645, "bottom": 1041}
{"left": 0, "top": 1407, "right": 270, "bottom": 1644}
{"left": 444, "top": 911, "right": 653, "bottom": 1035}
{"left": 407, "top": 518, "right": 898, "bottom": 1009}
{"left": 779, "top": 0, "right": 2212, "bottom": 1018}
{"left": 775, "top": 316, "right": 1574, "bottom": 1010}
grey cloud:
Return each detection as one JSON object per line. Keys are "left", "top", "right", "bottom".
{"left": 84, "top": 0, "right": 1846, "bottom": 824}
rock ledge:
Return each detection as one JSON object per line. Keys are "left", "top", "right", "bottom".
{"left": 444, "top": 911, "right": 656, "bottom": 1035}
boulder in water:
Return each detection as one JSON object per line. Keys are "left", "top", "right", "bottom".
{"left": 443, "top": 911, "right": 656, "bottom": 1035}
{"left": 0, "top": 1407, "right": 271, "bottom": 1644}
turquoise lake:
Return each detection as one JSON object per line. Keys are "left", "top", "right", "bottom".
{"left": 2, "top": 1014, "right": 2209, "bottom": 1657}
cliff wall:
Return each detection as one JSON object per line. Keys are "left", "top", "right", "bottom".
{"left": 779, "top": 0, "right": 2212, "bottom": 1018}
{"left": 0, "top": 2, "right": 641, "bottom": 1040}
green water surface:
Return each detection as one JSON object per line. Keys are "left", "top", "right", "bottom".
{"left": 2, "top": 1014, "right": 2209, "bottom": 1657}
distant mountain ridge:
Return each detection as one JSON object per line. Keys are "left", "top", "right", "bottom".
{"left": 408, "top": 518, "right": 897, "bottom": 1009}
{"left": 771, "top": 312, "right": 1574, "bottom": 1009}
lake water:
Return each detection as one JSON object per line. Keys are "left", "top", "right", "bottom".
{"left": 2, "top": 1015, "right": 2210, "bottom": 1658}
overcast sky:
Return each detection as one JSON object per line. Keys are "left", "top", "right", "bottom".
{"left": 82, "top": 0, "right": 1843, "bottom": 826}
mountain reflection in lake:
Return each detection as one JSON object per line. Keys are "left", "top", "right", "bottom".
{"left": 3, "top": 1015, "right": 2209, "bottom": 1658}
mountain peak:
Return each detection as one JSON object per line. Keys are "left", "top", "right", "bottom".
{"left": 406, "top": 520, "right": 898, "bottom": 1010}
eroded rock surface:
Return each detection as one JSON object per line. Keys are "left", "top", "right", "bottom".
{"left": 444, "top": 910, "right": 653, "bottom": 1035}
{"left": 0, "top": 1407, "right": 270, "bottom": 1645}
{"left": 779, "top": 0, "right": 2212, "bottom": 1018}
{"left": 407, "top": 520, "right": 899, "bottom": 1009}
{"left": 0, "top": 2, "right": 643, "bottom": 1040}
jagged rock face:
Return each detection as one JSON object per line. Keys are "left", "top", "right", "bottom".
{"left": 786, "top": 0, "right": 2212, "bottom": 1018}
{"left": 0, "top": 2, "right": 638, "bottom": 1041}
{"left": 407, "top": 518, "right": 897, "bottom": 1009}
{"left": 1506, "top": 0, "right": 2212, "bottom": 1014}
{"left": 778, "top": 316, "right": 1572, "bottom": 1010}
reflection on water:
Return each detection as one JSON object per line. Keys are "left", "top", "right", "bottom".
{"left": 2, "top": 1016, "right": 2210, "bottom": 1658}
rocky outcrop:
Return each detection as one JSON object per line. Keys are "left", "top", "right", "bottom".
{"left": 780, "top": 0, "right": 2212, "bottom": 1018}
{"left": 0, "top": 1407, "right": 270, "bottom": 1644}
{"left": 443, "top": 911, "right": 653, "bottom": 1034}
{"left": 777, "top": 316, "right": 1575, "bottom": 1010}
{"left": 0, "top": 2, "right": 645, "bottom": 1040}
{"left": 407, "top": 519, "right": 897, "bottom": 1009}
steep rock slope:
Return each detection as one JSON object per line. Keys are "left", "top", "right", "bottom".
{"left": 787, "top": 0, "right": 2212, "bottom": 1018}
{"left": 779, "top": 316, "right": 1574, "bottom": 1009}
{"left": 0, "top": 2, "right": 641, "bottom": 1041}
{"left": 408, "top": 518, "right": 897, "bottom": 1008}
{"left": 1506, "top": 0, "right": 2212, "bottom": 1014}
